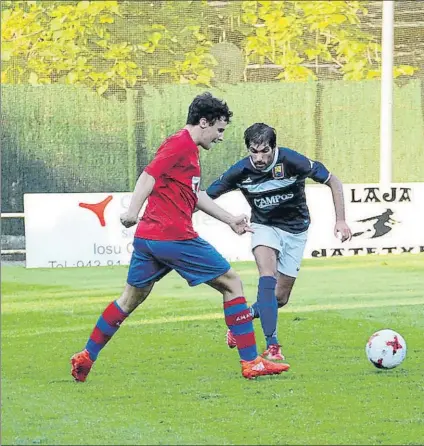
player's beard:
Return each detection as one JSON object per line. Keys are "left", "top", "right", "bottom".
{"left": 253, "top": 149, "right": 275, "bottom": 170}
{"left": 253, "top": 160, "right": 268, "bottom": 170}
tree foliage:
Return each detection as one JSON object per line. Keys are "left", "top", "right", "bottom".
{"left": 1, "top": 0, "right": 217, "bottom": 93}
{"left": 1, "top": 0, "right": 417, "bottom": 95}
{"left": 241, "top": 0, "right": 416, "bottom": 81}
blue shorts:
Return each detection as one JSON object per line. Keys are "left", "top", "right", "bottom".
{"left": 127, "top": 237, "right": 231, "bottom": 288}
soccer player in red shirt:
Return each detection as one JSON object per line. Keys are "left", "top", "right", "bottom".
{"left": 71, "top": 93, "right": 290, "bottom": 381}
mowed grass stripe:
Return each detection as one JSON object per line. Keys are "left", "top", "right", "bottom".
{"left": 3, "top": 297, "right": 424, "bottom": 339}
{"left": 2, "top": 287, "right": 422, "bottom": 313}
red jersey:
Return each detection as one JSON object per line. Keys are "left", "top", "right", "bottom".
{"left": 135, "top": 129, "right": 201, "bottom": 240}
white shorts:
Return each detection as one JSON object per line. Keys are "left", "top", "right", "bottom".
{"left": 251, "top": 223, "right": 308, "bottom": 278}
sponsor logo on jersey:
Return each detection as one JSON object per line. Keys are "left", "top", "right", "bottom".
{"left": 241, "top": 177, "right": 253, "bottom": 184}
{"left": 254, "top": 193, "right": 294, "bottom": 208}
{"left": 272, "top": 164, "right": 284, "bottom": 178}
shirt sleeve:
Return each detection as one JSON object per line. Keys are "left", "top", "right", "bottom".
{"left": 206, "top": 165, "right": 241, "bottom": 199}
{"left": 286, "top": 149, "right": 331, "bottom": 184}
{"left": 144, "top": 142, "right": 183, "bottom": 179}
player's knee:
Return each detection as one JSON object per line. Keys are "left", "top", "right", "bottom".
{"left": 276, "top": 290, "right": 290, "bottom": 308}
{"left": 214, "top": 268, "right": 243, "bottom": 296}
{"left": 225, "top": 269, "right": 243, "bottom": 293}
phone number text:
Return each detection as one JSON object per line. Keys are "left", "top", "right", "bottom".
{"left": 48, "top": 260, "right": 123, "bottom": 268}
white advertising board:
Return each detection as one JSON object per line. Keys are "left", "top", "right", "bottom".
{"left": 24, "top": 193, "right": 136, "bottom": 268}
{"left": 24, "top": 183, "right": 424, "bottom": 268}
{"left": 304, "top": 183, "right": 424, "bottom": 258}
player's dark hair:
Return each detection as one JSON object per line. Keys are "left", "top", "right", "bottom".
{"left": 186, "top": 92, "right": 233, "bottom": 125}
{"left": 244, "top": 123, "right": 276, "bottom": 149}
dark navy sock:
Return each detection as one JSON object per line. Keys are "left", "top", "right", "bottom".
{"left": 257, "top": 276, "right": 279, "bottom": 347}
{"left": 250, "top": 302, "right": 260, "bottom": 319}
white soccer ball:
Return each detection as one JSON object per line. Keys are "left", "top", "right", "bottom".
{"left": 365, "top": 329, "right": 407, "bottom": 369}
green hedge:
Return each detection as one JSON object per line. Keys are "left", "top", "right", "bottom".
{"left": 1, "top": 80, "right": 423, "bottom": 216}
{"left": 1, "top": 85, "right": 129, "bottom": 199}
{"left": 141, "top": 83, "right": 317, "bottom": 187}
{"left": 141, "top": 80, "right": 423, "bottom": 185}
{"left": 320, "top": 80, "right": 424, "bottom": 183}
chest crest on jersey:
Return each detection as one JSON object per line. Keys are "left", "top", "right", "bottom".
{"left": 272, "top": 163, "right": 284, "bottom": 179}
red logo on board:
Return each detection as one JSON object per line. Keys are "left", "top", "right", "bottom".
{"left": 79, "top": 195, "right": 113, "bottom": 227}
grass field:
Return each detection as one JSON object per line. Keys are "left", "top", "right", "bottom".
{"left": 2, "top": 254, "right": 424, "bottom": 445}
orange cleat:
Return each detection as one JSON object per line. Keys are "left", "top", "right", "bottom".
{"left": 71, "top": 349, "right": 94, "bottom": 382}
{"left": 241, "top": 356, "right": 290, "bottom": 379}
{"left": 226, "top": 329, "right": 237, "bottom": 349}
{"left": 261, "top": 344, "right": 285, "bottom": 361}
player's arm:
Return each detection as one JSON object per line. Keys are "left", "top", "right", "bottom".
{"left": 286, "top": 149, "right": 352, "bottom": 242}
{"left": 120, "top": 171, "right": 155, "bottom": 228}
{"left": 121, "top": 142, "right": 181, "bottom": 228}
{"left": 196, "top": 191, "right": 252, "bottom": 235}
{"left": 326, "top": 174, "right": 352, "bottom": 242}
{"left": 205, "top": 165, "right": 240, "bottom": 200}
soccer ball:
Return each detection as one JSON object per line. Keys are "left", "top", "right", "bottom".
{"left": 365, "top": 329, "right": 407, "bottom": 369}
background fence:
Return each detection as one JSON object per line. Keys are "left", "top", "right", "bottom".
{"left": 1, "top": 0, "right": 424, "bottom": 245}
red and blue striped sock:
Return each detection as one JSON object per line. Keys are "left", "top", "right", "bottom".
{"left": 85, "top": 300, "right": 128, "bottom": 361}
{"left": 224, "top": 296, "right": 258, "bottom": 362}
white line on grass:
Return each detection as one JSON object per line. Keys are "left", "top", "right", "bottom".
{"left": 3, "top": 298, "right": 424, "bottom": 339}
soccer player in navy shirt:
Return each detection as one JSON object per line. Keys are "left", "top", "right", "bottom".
{"left": 71, "top": 96, "right": 290, "bottom": 381}
{"left": 207, "top": 123, "right": 352, "bottom": 360}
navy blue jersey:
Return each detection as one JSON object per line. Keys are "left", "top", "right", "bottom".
{"left": 206, "top": 147, "right": 331, "bottom": 234}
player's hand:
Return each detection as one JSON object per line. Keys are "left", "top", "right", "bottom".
{"left": 229, "top": 214, "right": 254, "bottom": 235}
{"left": 334, "top": 220, "right": 352, "bottom": 242}
{"left": 120, "top": 212, "right": 139, "bottom": 228}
